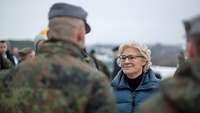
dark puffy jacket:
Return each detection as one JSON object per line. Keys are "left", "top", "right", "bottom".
{"left": 111, "top": 68, "right": 160, "bottom": 113}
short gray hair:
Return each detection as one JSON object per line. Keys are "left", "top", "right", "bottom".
{"left": 118, "top": 41, "right": 152, "bottom": 72}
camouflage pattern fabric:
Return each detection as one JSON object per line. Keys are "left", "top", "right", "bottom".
{"left": 0, "top": 55, "right": 13, "bottom": 70}
{"left": 90, "top": 55, "right": 111, "bottom": 80}
{"left": 0, "top": 40, "right": 117, "bottom": 113}
{"left": 136, "top": 57, "right": 200, "bottom": 113}
{"left": 82, "top": 52, "right": 98, "bottom": 69}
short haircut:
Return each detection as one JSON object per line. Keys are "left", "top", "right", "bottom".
{"left": 190, "top": 34, "right": 200, "bottom": 56}
{"left": 48, "top": 17, "right": 85, "bottom": 40}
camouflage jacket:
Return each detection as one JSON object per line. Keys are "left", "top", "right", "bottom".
{"left": 136, "top": 57, "right": 200, "bottom": 113}
{"left": 0, "top": 40, "right": 117, "bottom": 113}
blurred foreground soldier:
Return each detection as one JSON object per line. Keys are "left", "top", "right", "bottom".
{"left": 0, "top": 2, "right": 117, "bottom": 113}
{"left": 136, "top": 14, "right": 200, "bottom": 113}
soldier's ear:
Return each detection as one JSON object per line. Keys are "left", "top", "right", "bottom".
{"left": 186, "top": 40, "right": 195, "bottom": 58}
{"left": 77, "top": 26, "right": 85, "bottom": 41}
{"left": 76, "top": 26, "right": 85, "bottom": 48}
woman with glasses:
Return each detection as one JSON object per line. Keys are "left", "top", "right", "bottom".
{"left": 111, "top": 41, "right": 160, "bottom": 113}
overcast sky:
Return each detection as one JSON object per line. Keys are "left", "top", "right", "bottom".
{"left": 0, "top": 0, "right": 200, "bottom": 45}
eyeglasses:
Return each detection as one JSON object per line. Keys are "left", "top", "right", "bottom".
{"left": 0, "top": 46, "right": 6, "bottom": 49}
{"left": 118, "top": 55, "right": 144, "bottom": 62}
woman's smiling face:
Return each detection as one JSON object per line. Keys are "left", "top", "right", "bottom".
{"left": 119, "top": 47, "right": 146, "bottom": 79}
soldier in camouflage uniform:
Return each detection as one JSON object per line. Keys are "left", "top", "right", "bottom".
{"left": 136, "top": 15, "right": 200, "bottom": 113}
{"left": 0, "top": 3, "right": 117, "bottom": 113}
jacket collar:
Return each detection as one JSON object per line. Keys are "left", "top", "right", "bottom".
{"left": 38, "top": 39, "right": 87, "bottom": 60}
{"left": 111, "top": 70, "right": 129, "bottom": 89}
{"left": 111, "top": 69, "right": 160, "bottom": 90}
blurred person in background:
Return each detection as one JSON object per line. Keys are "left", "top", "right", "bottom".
{"left": 136, "top": 14, "right": 200, "bottom": 113}
{"left": 11, "top": 47, "right": 20, "bottom": 65}
{"left": 0, "top": 41, "right": 13, "bottom": 70}
{"left": 112, "top": 46, "right": 121, "bottom": 79}
{"left": 111, "top": 41, "right": 160, "bottom": 113}
{"left": 18, "top": 47, "right": 35, "bottom": 62}
{"left": 34, "top": 27, "right": 48, "bottom": 54}
{"left": 5, "top": 41, "right": 18, "bottom": 66}
{"left": 0, "top": 41, "right": 8, "bottom": 59}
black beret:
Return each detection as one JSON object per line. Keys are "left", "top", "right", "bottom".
{"left": 184, "top": 15, "right": 200, "bottom": 38}
{"left": 48, "top": 3, "right": 91, "bottom": 34}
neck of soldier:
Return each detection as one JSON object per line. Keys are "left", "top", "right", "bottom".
{"left": 69, "top": 36, "right": 85, "bottom": 49}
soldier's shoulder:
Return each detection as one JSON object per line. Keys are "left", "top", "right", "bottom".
{"left": 53, "top": 55, "right": 106, "bottom": 78}
{"left": 10, "top": 54, "right": 102, "bottom": 76}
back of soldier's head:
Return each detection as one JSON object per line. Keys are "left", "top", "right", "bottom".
{"left": 47, "top": 3, "right": 91, "bottom": 48}
{"left": 48, "top": 16, "right": 85, "bottom": 41}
